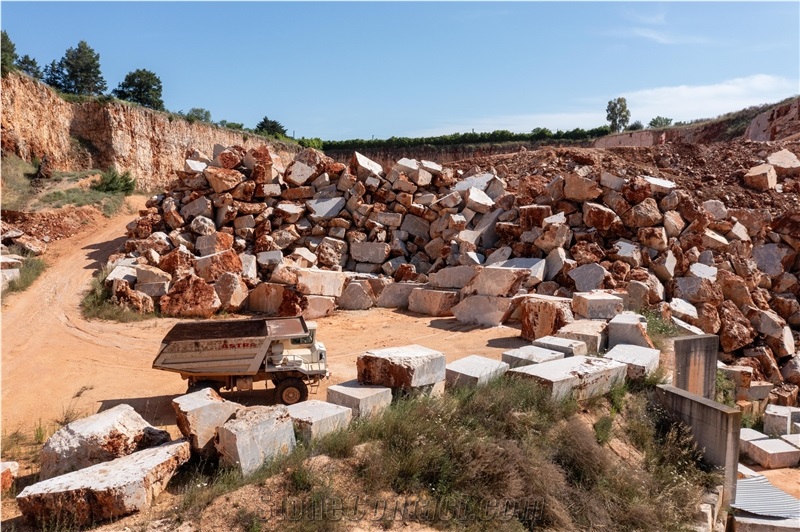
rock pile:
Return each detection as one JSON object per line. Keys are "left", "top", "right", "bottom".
{"left": 112, "top": 144, "right": 800, "bottom": 406}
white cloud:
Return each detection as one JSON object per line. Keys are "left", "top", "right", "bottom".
{"left": 630, "top": 27, "right": 711, "bottom": 45}
{"left": 622, "top": 74, "right": 798, "bottom": 123}
{"left": 406, "top": 75, "right": 798, "bottom": 136}
{"left": 621, "top": 8, "right": 667, "bottom": 26}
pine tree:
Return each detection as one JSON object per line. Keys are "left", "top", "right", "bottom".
{"left": 60, "top": 40, "right": 107, "bottom": 95}
{"left": 1, "top": 30, "right": 18, "bottom": 77}
{"left": 15, "top": 54, "right": 42, "bottom": 79}
{"left": 112, "top": 69, "right": 165, "bottom": 110}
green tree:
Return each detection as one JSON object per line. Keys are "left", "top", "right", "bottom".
{"left": 180, "top": 107, "right": 212, "bottom": 123}
{"left": 43, "top": 59, "right": 65, "bottom": 90}
{"left": 606, "top": 97, "right": 631, "bottom": 133}
{"left": 1, "top": 30, "right": 18, "bottom": 77}
{"left": 217, "top": 120, "right": 244, "bottom": 130}
{"left": 15, "top": 54, "right": 42, "bottom": 79}
{"left": 626, "top": 120, "right": 644, "bottom": 131}
{"left": 59, "top": 40, "right": 107, "bottom": 95}
{"left": 648, "top": 116, "right": 673, "bottom": 128}
{"left": 254, "top": 116, "right": 287, "bottom": 137}
{"left": 112, "top": 69, "right": 164, "bottom": 110}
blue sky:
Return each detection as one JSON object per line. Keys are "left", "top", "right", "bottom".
{"left": 2, "top": 2, "right": 798, "bottom": 140}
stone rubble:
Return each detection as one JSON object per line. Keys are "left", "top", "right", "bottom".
{"left": 107, "top": 144, "right": 799, "bottom": 407}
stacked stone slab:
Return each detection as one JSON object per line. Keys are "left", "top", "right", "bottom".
{"left": 111, "top": 145, "right": 800, "bottom": 406}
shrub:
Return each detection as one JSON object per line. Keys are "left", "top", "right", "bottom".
{"left": 80, "top": 267, "right": 152, "bottom": 322}
{"left": 2, "top": 254, "right": 46, "bottom": 294}
{"left": 92, "top": 168, "right": 135, "bottom": 195}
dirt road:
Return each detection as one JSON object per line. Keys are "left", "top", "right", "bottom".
{"left": 1, "top": 199, "right": 526, "bottom": 439}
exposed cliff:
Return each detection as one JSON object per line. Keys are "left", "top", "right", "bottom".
{"left": 1, "top": 73, "right": 299, "bottom": 190}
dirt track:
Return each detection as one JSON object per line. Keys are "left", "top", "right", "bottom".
{"left": 1, "top": 198, "right": 526, "bottom": 438}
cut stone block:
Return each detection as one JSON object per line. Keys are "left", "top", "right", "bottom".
{"left": 569, "top": 263, "right": 607, "bottom": 292}
{"left": 747, "top": 439, "right": 800, "bottom": 469}
{"left": 607, "top": 312, "right": 654, "bottom": 349}
{"left": 303, "top": 295, "right": 336, "bottom": 320}
{"left": 489, "top": 258, "right": 547, "bottom": 286}
{"left": 215, "top": 406, "right": 295, "bottom": 476}
{"left": 780, "top": 433, "right": 800, "bottom": 449}
{"left": 572, "top": 292, "right": 624, "bottom": 319}
{"left": 604, "top": 344, "right": 660, "bottom": 380}
{"left": 326, "top": 379, "right": 392, "bottom": 419}
{"left": 763, "top": 405, "right": 800, "bottom": 437}
{"left": 556, "top": 320, "right": 607, "bottom": 355}
{"left": 532, "top": 336, "right": 588, "bottom": 357}
{"left": 445, "top": 355, "right": 509, "bottom": 387}
{"left": 172, "top": 388, "right": 242, "bottom": 457}
{"left": 746, "top": 381, "right": 773, "bottom": 401}
{"left": 501, "top": 346, "right": 565, "bottom": 368}
{"left": 408, "top": 287, "right": 459, "bottom": 317}
{"left": 296, "top": 268, "right": 346, "bottom": 297}
{"left": 338, "top": 280, "right": 375, "bottom": 311}
{"left": 350, "top": 242, "right": 390, "bottom": 264}
{"left": 428, "top": 265, "right": 480, "bottom": 289}
{"left": 508, "top": 356, "right": 627, "bottom": 401}
{"left": 40, "top": 404, "right": 170, "bottom": 480}
{"left": 375, "top": 282, "right": 423, "bottom": 309}
{"left": 286, "top": 400, "right": 352, "bottom": 444}
{"left": 744, "top": 164, "right": 777, "bottom": 191}
{"left": 357, "top": 345, "right": 446, "bottom": 390}
{"left": 739, "top": 428, "right": 770, "bottom": 457}
{"left": 17, "top": 440, "right": 190, "bottom": 527}
{"left": 520, "top": 295, "right": 575, "bottom": 341}
{"left": 305, "top": 197, "right": 346, "bottom": 222}
{"left": 106, "top": 265, "right": 137, "bottom": 288}
{"left": 452, "top": 295, "right": 512, "bottom": 327}
{"left": 461, "top": 267, "right": 529, "bottom": 297}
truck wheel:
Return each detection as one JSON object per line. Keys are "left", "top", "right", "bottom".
{"left": 275, "top": 378, "right": 308, "bottom": 405}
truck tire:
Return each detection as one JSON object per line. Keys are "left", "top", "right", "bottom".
{"left": 275, "top": 378, "right": 308, "bottom": 405}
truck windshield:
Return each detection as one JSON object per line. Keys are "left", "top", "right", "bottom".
{"left": 291, "top": 334, "right": 314, "bottom": 345}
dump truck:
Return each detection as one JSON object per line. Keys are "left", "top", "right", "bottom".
{"left": 152, "top": 316, "right": 328, "bottom": 405}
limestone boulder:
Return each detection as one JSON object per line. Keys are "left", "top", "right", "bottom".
{"left": 452, "top": 295, "right": 513, "bottom": 327}
{"left": 1, "top": 461, "right": 19, "bottom": 491}
{"left": 718, "top": 300, "right": 756, "bottom": 353}
{"left": 767, "top": 149, "right": 800, "bottom": 177}
{"left": 17, "top": 441, "right": 190, "bottom": 526}
{"left": 215, "top": 406, "right": 295, "bottom": 476}
{"left": 743, "top": 164, "right": 777, "bottom": 191}
{"left": 214, "top": 272, "right": 249, "bottom": 312}
{"left": 338, "top": 280, "right": 376, "bottom": 311}
{"left": 40, "top": 404, "right": 170, "bottom": 480}
{"left": 160, "top": 274, "right": 221, "bottom": 318}
{"left": 520, "top": 295, "right": 575, "bottom": 341}
{"left": 357, "top": 345, "right": 446, "bottom": 389}
{"left": 564, "top": 173, "right": 602, "bottom": 201}
{"left": 172, "top": 389, "right": 242, "bottom": 457}
{"left": 204, "top": 167, "right": 245, "bottom": 193}
{"left": 195, "top": 249, "right": 242, "bottom": 283}
{"left": 408, "top": 287, "right": 459, "bottom": 317}
{"left": 461, "top": 267, "right": 529, "bottom": 297}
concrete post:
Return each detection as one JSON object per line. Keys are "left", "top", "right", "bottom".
{"left": 655, "top": 385, "right": 741, "bottom": 508}
{"left": 674, "top": 334, "right": 719, "bottom": 399}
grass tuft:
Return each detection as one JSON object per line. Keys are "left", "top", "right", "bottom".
{"left": 2, "top": 254, "right": 47, "bottom": 294}
{"left": 80, "top": 267, "right": 154, "bottom": 322}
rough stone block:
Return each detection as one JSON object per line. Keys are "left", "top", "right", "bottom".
{"left": 375, "top": 282, "right": 423, "bottom": 309}
{"left": 40, "top": 404, "right": 170, "bottom": 480}
{"left": 460, "top": 266, "right": 529, "bottom": 297}
{"left": 508, "top": 356, "right": 627, "bottom": 401}
{"left": 452, "top": 295, "right": 512, "bottom": 327}
{"left": 338, "top": 280, "right": 376, "bottom": 310}
{"left": 744, "top": 164, "right": 777, "bottom": 191}
{"left": 215, "top": 406, "right": 295, "bottom": 476}
{"left": 303, "top": 295, "right": 336, "bottom": 319}
{"left": 1, "top": 461, "right": 19, "bottom": 491}
{"left": 520, "top": 295, "right": 575, "bottom": 341}
{"left": 764, "top": 404, "right": 800, "bottom": 437}
{"left": 445, "top": 355, "right": 509, "bottom": 387}
{"left": 572, "top": 292, "right": 624, "bottom": 319}
{"left": 286, "top": 400, "right": 352, "bottom": 444}
{"left": 350, "top": 242, "right": 390, "bottom": 264}
{"left": 408, "top": 287, "right": 459, "bottom": 317}
{"left": 326, "top": 379, "right": 392, "bottom": 419}
{"left": 17, "top": 441, "right": 189, "bottom": 526}
{"left": 568, "top": 263, "right": 607, "bottom": 292}
{"left": 172, "top": 388, "right": 242, "bottom": 457}
{"left": 501, "top": 346, "right": 565, "bottom": 368}
{"left": 607, "top": 312, "right": 654, "bottom": 349}
{"left": 556, "top": 320, "right": 608, "bottom": 355}
{"left": 428, "top": 265, "right": 480, "bottom": 289}
{"left": 296, "top": 268, "right": 346, "bottom": 297}
{"left": 604, "top": 344, "right": 660, "bottom": 380}
{"left": 532, "top": 336, "right": 588, "bottom": 357}
{"left": 747, "top": 439, "right": 800, "bottom": 469}
{"left": 357, "top": 345, "right": 446, "bottom": 389}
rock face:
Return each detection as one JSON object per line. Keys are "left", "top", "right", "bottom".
{"left": 0, "top": 73, "right": 299, "bottom": 190}
{"left": 40, "top": 404, "right": 170, "bottom": 480}
{"left": 17, "top": 440, "right": 190, "bottom": 526}
{"left": 215, "top": 406, "right": 296, "bottom": 476}
{"left": 357, "top": 345, "right": 446, "bottom": 389}
{"left": 172, "top": 389, "right": 242, "bottom": 457}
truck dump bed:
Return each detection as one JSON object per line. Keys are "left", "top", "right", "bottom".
{"left": 153, "top": 317, "right": 310, "bottom": 376}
